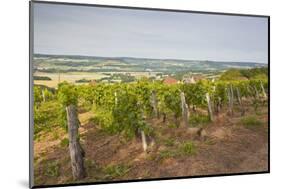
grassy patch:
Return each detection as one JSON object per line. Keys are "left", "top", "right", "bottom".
{"left": 204, "top": 138, "right": 216, "bottom": 145}
{"left": 44, "top": 161, "right": 60, "bottom": 177}
{"left": 189, "top": 114, "right": 210, "bottom": 127}
{"left": 103, "top": 164, "right": 131, "bottom": 178}
{"left": 158, "top": 141, "right": 197, "bottom": 160}
{"left": 240, "top": 116, "right": 263, "bottom": 130}
{"left": 60, "top": 138, "right": 69, "bottom": 148}
{"left": 179, "top": 141, "right": 197, "bottom": 155}
{"left": 85, "top": 159, "right": 100, "bottom": 171}
{"left": 163, "top": 138, "right": 176, "bottom": 147}
{"left": 167, "top": 123, "right": 178, "bottom": 129}
{"left": 146, "top": 154, "right": 158, "bottom": 161}
{"left": 52, "top": 132, "right": 60, "bottom": 140}
{"left": 159, "top": 150, "right": 178, "bottom": 159}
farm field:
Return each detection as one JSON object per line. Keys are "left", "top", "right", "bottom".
{"left": 34, "top": 71, "right": 160, "bottom": 88}
{"left": 34, "top": 71, "right": 107, "bottom": 88}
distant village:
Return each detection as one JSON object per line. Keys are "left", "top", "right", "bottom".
{"left": 85, "top": 72, "right": 218, "bottom": 85}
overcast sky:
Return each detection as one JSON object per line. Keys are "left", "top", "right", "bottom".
{"left": 33, "top": 3, "right": 268, "bottom": 63}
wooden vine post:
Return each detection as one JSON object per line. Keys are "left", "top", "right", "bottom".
{"left": 114, "top": 91, "right": 118, "bottom": 105}
{"left": 236, "top": 87, "right": 245, "bottom": 116}
{"left": 260, "top": 81, "right": 267, "bottom": 99}
{"left": 217, "top": 97, "right": 222, "bottom": 115}
{"left": 141, "top": 130, "right": 148, "bottom": 152}
{"left": 150, "top": 90, "right": 159, "bottom": 118}
{"left": 180, "top": 92, "right": 189, "bottom": 128}
{"left": 138, "top": 101, "right": 148, "bottom": 152}
{"left": 227, "top": 85, "right": 234, "bottom": 116}
{"left": 247, "top": 86, "right": 253, "bottom": 99}
{"left": 66, "top": 104, "right": 86, "bottom": 180}
{"left": 206, "top": 93, "right": 214, "bottom": 121}
{"left": 230, "top": 84, "right": 234, "bottom": 105}
{"left": 253, "top": 86, "right": 259, "bottom": 99}
{"left": 42, "top": 90, "right": 45, "bottom": 102}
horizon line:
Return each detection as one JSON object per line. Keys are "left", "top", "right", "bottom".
{"left": 34, "top": 53, "right": 267, "bottom": 64}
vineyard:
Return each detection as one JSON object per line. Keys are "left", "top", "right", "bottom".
{"left": 33, "top": 76, "right": 269, "bottom": 185}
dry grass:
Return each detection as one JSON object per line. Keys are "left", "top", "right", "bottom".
{"left": 33, "top": 71, "right": 108, "bottom": 88}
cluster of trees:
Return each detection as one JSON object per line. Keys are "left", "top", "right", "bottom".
{"left": 220, "top": 67, "right": 268, "bottom": 81}
{"left": 97, "top": 73, "right": 135, "bottom": 83}
{"left": 33, "top": 76, "right": 52, "bottom": 81}
{"left": 75, "top": 78, "right": 92, "bottom": 83}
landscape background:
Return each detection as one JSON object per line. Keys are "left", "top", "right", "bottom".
{"left": 33, "top": 54, "right": 267, "bottom": 88}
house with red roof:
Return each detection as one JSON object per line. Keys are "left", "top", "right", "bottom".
{"left": 163, "top": 76, "right": 178, "bottom": 85}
